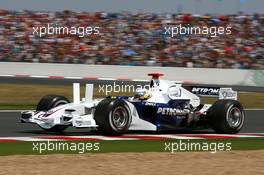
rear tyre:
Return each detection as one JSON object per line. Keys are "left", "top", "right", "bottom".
{"left": 37, "top": 95, "right": 70, "bottom": 132}
{"left": 208, "top": 100, "right": 245, "bottom": 134}
{"left": 94, "top": 98, "right": 132, "bottom": 135}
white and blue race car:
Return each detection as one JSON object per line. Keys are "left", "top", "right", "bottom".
{"left": 21, "top": 73, "right": 245, "bottom": 135}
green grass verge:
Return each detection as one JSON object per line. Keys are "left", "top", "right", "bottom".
{"left": 0, "top": 138, "right": 263, "bottom": 156}
{"left": 0, "top": 104, "right": 36, "bottom": 110}
{"left": 0, "top": 83, "right": 263, "bottom": 110}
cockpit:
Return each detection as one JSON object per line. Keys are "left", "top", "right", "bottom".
{"left": 133, "top": 73, "right": 164, "bottom": 101}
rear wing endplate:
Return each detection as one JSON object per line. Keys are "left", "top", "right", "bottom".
{"left": 190, "top": 86, "right": 237, "bottom": 100}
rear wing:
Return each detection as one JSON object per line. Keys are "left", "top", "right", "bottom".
{"left": 190, "top": 86, "right": 237, "bottom": 100}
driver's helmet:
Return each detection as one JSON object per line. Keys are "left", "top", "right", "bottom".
{"left": 134, "top": 88, "right": 151, "bottom": 100}
{"left": 153, "top": 79, "right": 160, "bottom": 86}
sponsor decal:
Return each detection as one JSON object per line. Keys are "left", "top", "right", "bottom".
{"left": 222, "top": 91, "right": 235, "bottom": 98}
{"left": 191, "top": 87, "right": 219, "bottom": 96}
{"left": 157, "top": 107, "right": 189, "bottom": 116}
{"left": 168, "top": 86, "right": 181, "bottom": 99}
{"left": 219, "top": 88, "right": 237, "bottom": 100}
{"left": 145, "top": 102, "right": 156, "bottom": 106}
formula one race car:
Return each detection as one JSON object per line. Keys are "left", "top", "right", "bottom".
{"left": 21, "top": 73, "right": 245, "bottom": 135}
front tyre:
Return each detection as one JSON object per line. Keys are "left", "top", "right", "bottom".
{"left": 209, "top": 100, "right": 245, "bottom": 134}
{"left": 37, "top": 95, "right": 70, "bottom": 111}
{"left": 37, "top": 95, "right": 70, "bottom": 132}
{"left": 94, "top": 98, "right": 132, "bottom": 135}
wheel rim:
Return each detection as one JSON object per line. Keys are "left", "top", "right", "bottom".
{"left": 111, "top": 106, "right": 128, "bottom": 129}
{"left": 227, "top": 107, "right": 243, "bottom": 128}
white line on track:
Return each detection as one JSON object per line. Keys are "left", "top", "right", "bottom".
{"left": 132, "top": 134, "right": 204, "bottom": 140}
{"left": 244, "top": 108, "right": 264, "bottom": 111}
{"left": 98, "top": 77, "right": 116, "bottom": 81}
{"left": 30, "top": 75, "right": 49, "bottom": 78}
{"left": 0, "top": 74, "right": 15, "bottom": 77}
{"left": 64, "top": 76, "right": 83, "bottom": 79}
{"left": 0, "top": 110, "right": 24, "bottom": 112}
{"left": 1, "top": 133, "right": 264, "bottom": 142}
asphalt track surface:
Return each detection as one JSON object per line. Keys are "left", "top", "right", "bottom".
{"left": 0, "top": 110, "right": 263, "bottom": 137}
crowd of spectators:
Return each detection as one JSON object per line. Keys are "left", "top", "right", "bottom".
{"left": 0, "top": 9, "right": 263, "bottom": 69}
